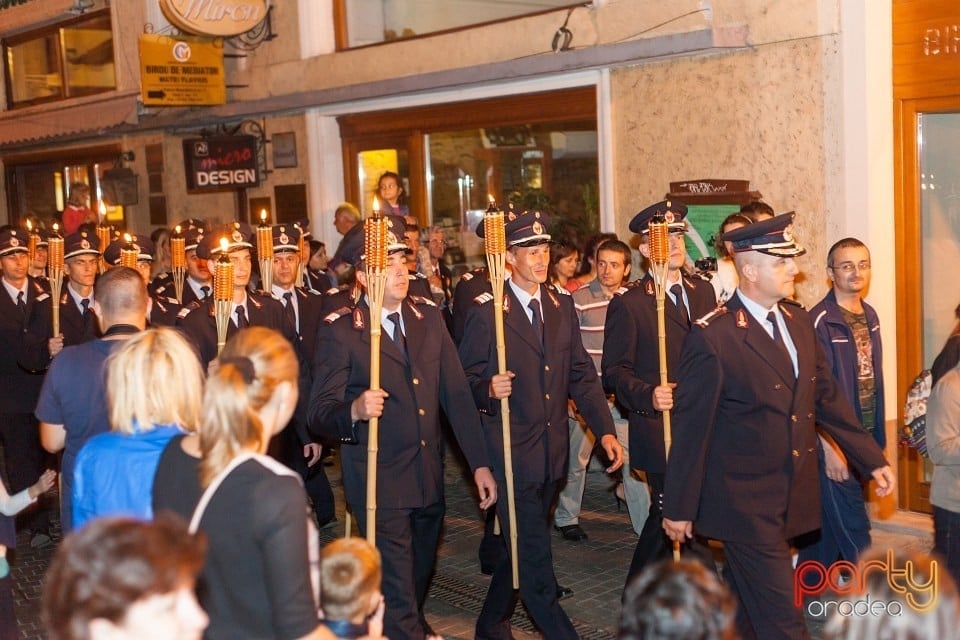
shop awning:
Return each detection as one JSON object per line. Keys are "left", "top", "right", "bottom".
{"left": 0, "top": 92, "right": 140, "bottom": 149}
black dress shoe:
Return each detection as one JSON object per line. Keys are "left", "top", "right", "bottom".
{"left": 556, "top": 584, "right": 574, "bottom": 600}
{"left": 555, "top": 524, "right": 588, "bottom": 541}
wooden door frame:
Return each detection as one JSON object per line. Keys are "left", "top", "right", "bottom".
{"left": 894, "top": 94, "right": 960, "bottom": 511}
{"left": 340, "top": 133, "right": 426, "bottom": 224}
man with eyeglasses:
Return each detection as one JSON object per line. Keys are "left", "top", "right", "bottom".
{"left": 796, "top": 237, "right": 886, "bottom": 579}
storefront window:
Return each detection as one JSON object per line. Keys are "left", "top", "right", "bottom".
{"left": 3, "top": 12, "right": 116, "bottom": 108}
{"left": 425, "top": 123, "right": 597, "bottom": 270}
{"left": 339, "top": 87, "right": 599, "bottom": 277}
{"left": 5, "top": 155, "right": 125, "bottom": 232}
{"left": 335, "top": 0, "right": 580, "bottom": 48}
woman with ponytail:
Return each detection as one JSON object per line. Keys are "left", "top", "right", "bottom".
{"left": 153, "top": 327, "right": 329, "bottom": 640}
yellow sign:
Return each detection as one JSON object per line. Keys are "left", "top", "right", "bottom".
{"left": 159, "top": 0, "right": 267, "bottom": 38}
{"left": 139, "top": 34, "right": 226, "bottom": 107}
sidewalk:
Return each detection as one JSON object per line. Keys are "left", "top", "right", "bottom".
{"left": 12, "top": 451, "right": 933, "bottom": 639}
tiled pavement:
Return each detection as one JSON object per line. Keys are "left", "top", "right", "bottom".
{"left": 12, "top": 452, "right": 934, "bottom": 639}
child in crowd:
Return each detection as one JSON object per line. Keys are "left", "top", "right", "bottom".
{"left": 1, "top": 469, "right": 56, "bottom": 640}
{"left": 320, "top": 538, "right": 385, "bottom": 639}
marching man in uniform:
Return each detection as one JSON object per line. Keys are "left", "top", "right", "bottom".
{"left": 662, "top": 213, "right": 894, "bottom": 640}
{"left": 309, "top": 217, "right": 496, "bottom": 640}
{"left": 458, "top": 210, "right": 623, "bottom": 640}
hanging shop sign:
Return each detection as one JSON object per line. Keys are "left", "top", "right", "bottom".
{"left": 159, "top": 0, "right": 268, "bottom": 38}
{"left": 139, "top": 34, "right": 226, "bottom": 106}
{"left": 183, "top": 136, "right": 260, "bottom": 192}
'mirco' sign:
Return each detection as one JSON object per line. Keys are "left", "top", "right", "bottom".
{"left": 183, "top": 136, "right": 260, "bottom": 192}
{"left": 160, "top": 0, "right": 267, "bottom": 38}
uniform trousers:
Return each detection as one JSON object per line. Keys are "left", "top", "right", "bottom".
{"left": 0, "top": 414, "right": 43, "bottom": 493}
{"left": 623, "top": 472, "right": 713, "bottom": 591}
{"left": 0, "top": 413, "right": 49, "bottom": 532}
{"left": 613, "top": 415, "right": 650, "bottom": 535}
{"left": 353, "top": 500, "right": 444, "bottom": 640}
{"left": 279, "top": 429, "right": 335, "bottom": 528}
{"left": 722, "top": 538, "right": 811, "bottom": 640}
{"left": 476, "top": 479, "right": 577, "bottom": 640}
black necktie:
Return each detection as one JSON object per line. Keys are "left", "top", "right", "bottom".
{"left": 80, "top": 298, "right": 92, "bottom": 333}
{"left": 282, "top": 291, "right": 297, "bottom": 334}
{"left": 200, "top": 285, "right": 211, "bottom": 300}
{"left": 766, "top": 310, "right": 793, "bottom": 368}
{"left": 671, "top": 283, "right": 689, "bottom": 326}
{"left": 16, "top": 291, "right": 25, "bottom": 318}
{"left": 235, "top": 306, "right": 249, "bottom": 328}
{"left": 528, "top": 299, "right": 543, "bottom": 346}
{"left": 388, "top": 311, "right": 407, "bottom": 361}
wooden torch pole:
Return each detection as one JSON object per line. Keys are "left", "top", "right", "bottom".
{"left": 47, "top": 225, "right": 64, "bottom": 338}
{"left": 363, "top": 210, "right": 388, "bottom": 546}
{"left": 214, "top": 238, "right": 234, "bottom": 356}
{"left": 484, "top": 201, "right": 520, "bottom": 589}
{"left": 647, "top": 214, "right": 681, "bottom": 562}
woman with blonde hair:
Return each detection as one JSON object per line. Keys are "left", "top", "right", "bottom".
{"left": 153, "top": 327, "right": 327, "bottom": 640}
{"left": 71, "top": 327, "right": 203, "bottom": 530}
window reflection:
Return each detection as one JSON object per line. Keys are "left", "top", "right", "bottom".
{"left": 340, "top": 0, "right": 580, "bottom": 48}
{"left": 919, "top": 113, "right": 960, "bottom": 365}
{"left": 4, "top": 13, "right": 116, "bottom": 108}
{"left": 918, "top": 111, "right": 960, "bottom": 499}
{"left": 426, "top": 121, "right": 598, "bottom": 273}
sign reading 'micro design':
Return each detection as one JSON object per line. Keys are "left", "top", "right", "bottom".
{"left": 159, "top": 0, "right": 268, "bottom": 38}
